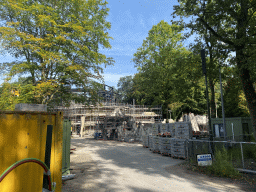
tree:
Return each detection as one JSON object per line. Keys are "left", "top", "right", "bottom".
{"left": 0, "top": 77, "right": 35, "bottom": 110}
{"left": 117, "top": 75, "right": 134, "bottom": 103}
{"left": 217, "top": 74, "right": 251, "bottom": 118}
{"left": 0, "top": 0, "right": 114, "bottom": 108}
{"left": 132, "top": 20, "right": 207, "bottom": 120}
{"left": 174, "top": 0, "right": 256, "bottom": 139}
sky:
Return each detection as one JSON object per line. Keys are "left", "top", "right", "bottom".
{"left": 0, "top": 0, "right": 195, "bottom": 89}
{"left": 99, "top": 0, "right": 193, "bottom": 89}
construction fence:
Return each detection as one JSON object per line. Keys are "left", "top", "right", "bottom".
{"left": 140, "top": 122, "right": 256, "bottom": 172}
{"left": 186, "top": 140, "right": 256, "bottom": 171}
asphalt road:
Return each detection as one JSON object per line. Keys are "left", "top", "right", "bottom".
{"left": 62, "top": 136, "right": 254, "bottom": 192}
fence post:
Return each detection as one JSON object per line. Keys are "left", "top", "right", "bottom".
{"left": 240, "top": 142, "right": 245, "bottom": 169}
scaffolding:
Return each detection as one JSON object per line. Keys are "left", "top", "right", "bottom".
{"left": 54, "top": 102, "right": 161, "bottom": 131}
{"left": 50, "top": 85, "right": 162, "bottom": 139}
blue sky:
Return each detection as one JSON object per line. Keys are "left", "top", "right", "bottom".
{"left": 0, "top": 0, "right": 195, "bottom": 89}
{"left": 99, "top": 0, "right": 193, "bottom": 89}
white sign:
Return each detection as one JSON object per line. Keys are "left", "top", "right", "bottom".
{"left": 197, "top": 154, "right": 212, "bottom": 166}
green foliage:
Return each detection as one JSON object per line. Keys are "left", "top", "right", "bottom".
{"left": 0, "top": 0, "right": 114, "bottom": 106}
{"left": 131, "top": 20, "right": 207, "bottom": 119}
{"left": 208, "top": 146, "right": 240, "bottom": 178}
{"left": 217, "top": 75, "right": 251, "bottom": 118}
{"left": 243, "top": 144, "right": 256, "bottom": 161}
{"left": 0, "top": 77, "right": 35, "bottom": 110}
{"left": 173, "top": 0, "right": 256, "bottom": 140}
{"left": 117, "top": 75, "right": 134, "bottom": 104}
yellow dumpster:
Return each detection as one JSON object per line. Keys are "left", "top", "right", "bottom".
{"left": 0, "top": 111, "right": 63, "bottom": 192}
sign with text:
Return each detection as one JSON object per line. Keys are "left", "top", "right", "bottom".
{"left": 197, "top": 154, "right": 212, "bottom": 166}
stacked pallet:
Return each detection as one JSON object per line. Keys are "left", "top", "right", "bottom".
{"left": 167, "top": 139, "right": 172, "bottom": 156}
{"left": 148, "top": 135, "right": 153, "bottom": 150}
{"left": 152, "top": 123, "right": 158, "bottom": 136}
{"left": 159, "top": 137, "right": 171, "bottom": 155}
{"left": 152, "top": 136, "right": 159, "bottom": 152}
{"left": 175, "top": 122, "right": 192, "bottom": 139}
{"left": 157, "top": 123, "right": 162, "bottom": 135}
{"left": 169, "top": 123, "right": 175, "bottom": 137}
{"left": 171, "top": 138, "right": 186, "bottom": 158}
{"left": 159, "top": 123, "right": 168, "bottom": 136}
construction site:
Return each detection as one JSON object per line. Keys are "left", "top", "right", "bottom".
{"left": 53, "top": 85, "right": 163, "bottom": 141}
{"left": 53, "top": 85, "right": 209, "bottom": 142}
{"left": 3, "top": 85, "right": 255, "bottom": 192}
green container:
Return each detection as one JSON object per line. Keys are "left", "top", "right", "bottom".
{"left": 211, "top": 117, "right": 252, "bottom": 141}
{"left": 62, "top": 119, "right": 71, "bottom": 175}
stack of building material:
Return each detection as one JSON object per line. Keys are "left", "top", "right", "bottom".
{"left": 167, "top": 138, "right": 172, "bottom": 156}
{"left": 159, "top": 137, "right": 170, "bottom": 155}
{"left": 158, "top": 123, "right": 162, "bottom": 135}
{"left": 148, "top": 135, "right": 153, "bottom": 150}
{"left": 195, "top": 115, "right": 208, "bottom": 131}
{"left": 175, "top": 122, "right": 192, "bottom": 139}
{"left": 152, "top": 124, "right": 158, "bottom": 136}
{"left": 152, "top": 136, "right": 159, "bottom": 153}
{"left": 171, "top": 138, "right": 186, "bottom": 158}
{"left": 181, "top": 113, "right": 208, "bottom": 132}
{"left": 195, "top": 115, "right": 208, "bottom": 125}
{"left": 169, "top": 123, "right": 175, "bottom": 137}
{"left": 183, "top": 113, "right": 199, "bottom": 132}
{"left": 160, "top": 123, "right": 168, "bottom": 136}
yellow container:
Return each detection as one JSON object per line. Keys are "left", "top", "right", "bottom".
{"left": 0, "top": 111, "right": 63, "bottom": 192}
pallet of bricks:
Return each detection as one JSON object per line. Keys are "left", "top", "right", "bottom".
{"left": 147, "top": 124, "right": 153, "bottom": 150}
{"left": 167, "top": 123, "right": 175, "bottom": 156}
{"left": 171, "top": 122, "right": 192, "bottom": 159}
{"left": 159, "top": 137, "right": 171, "bottom": 156}
{"left": 151, "top": 123, "right": 159, "bottom": 152}
{"left": 158, "top": 123, "right": 170, "bottom": 155}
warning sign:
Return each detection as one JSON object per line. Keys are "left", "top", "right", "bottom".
{"left": 197, "top": 154, "right": 212, "bottom": 166}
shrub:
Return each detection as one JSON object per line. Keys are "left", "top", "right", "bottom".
{"left": 207, "top": 146, "right": 240, "bottom": 178}
{"left": 243, "top": 143, "right": 256, "bottom": 161}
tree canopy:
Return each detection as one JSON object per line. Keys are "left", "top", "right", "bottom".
{"left": 131, "top": 20, "right": 207, "bottom": 120}
{"left": 173, "top": 0, "right": 256, "bottom": 138}
{"left": 0, "top": 0, "right": 114, "bottom": 109}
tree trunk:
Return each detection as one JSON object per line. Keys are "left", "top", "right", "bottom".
{"left": 236, "top": 0, "right": 256, "bottom": 139}
{"left": 236, "top": 49, "right": 256, "bottom": 140}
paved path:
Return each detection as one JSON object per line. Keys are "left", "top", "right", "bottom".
{"left": 62, "top": 136, "right": 254, "bottom": 192}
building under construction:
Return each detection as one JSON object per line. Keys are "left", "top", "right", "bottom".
{"left": 53, "top": 85, "right": 162, "bottom": 140}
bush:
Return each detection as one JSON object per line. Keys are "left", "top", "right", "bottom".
{"left": 207, "top": 146, "right": 240, "bottom": 178}
{"left": 243, "top": 143, "right": 256, "bottom": 161}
